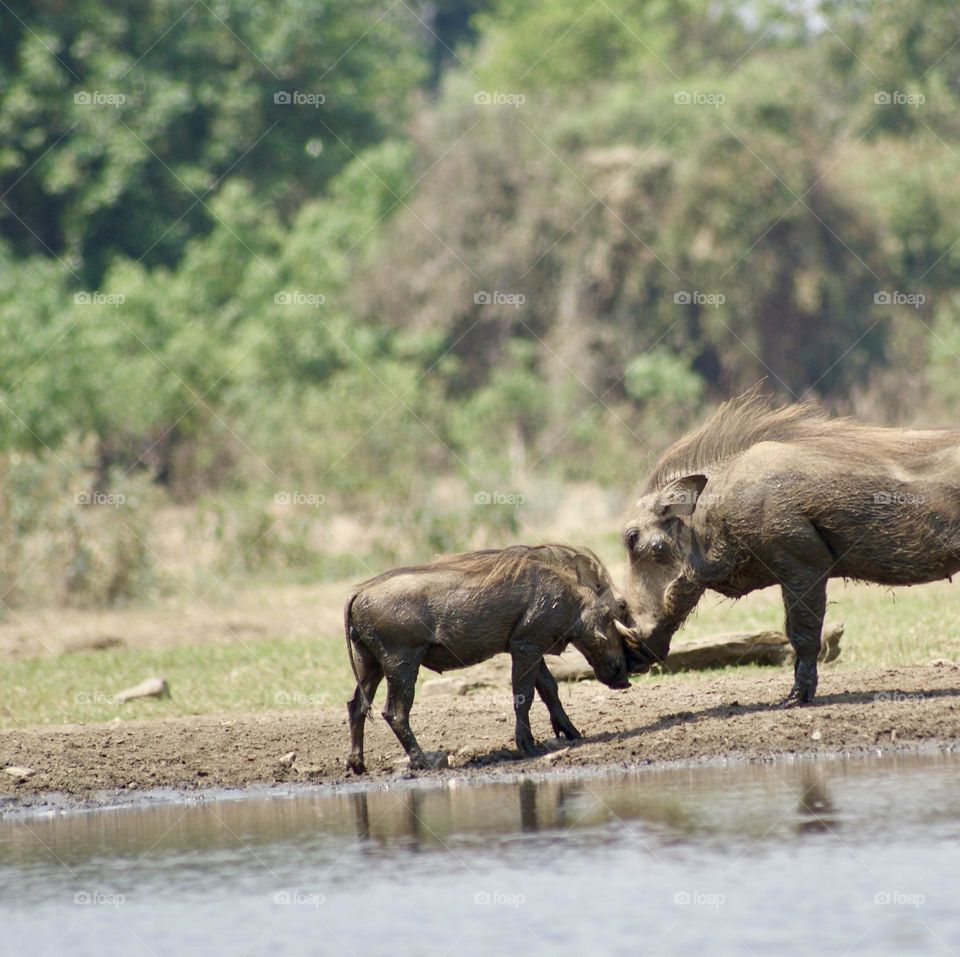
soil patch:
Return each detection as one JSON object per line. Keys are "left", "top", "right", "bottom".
{"left": 3, "top": 665, "right": 960, "bottom": 811}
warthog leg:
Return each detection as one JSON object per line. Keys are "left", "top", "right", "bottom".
{"left": 535, "top": 660, "right": 582, "bottom": 741}
{"left": 781, "top": 576, "right": 827, "bottom": 706}
{"left": 511, "top": 644, "right": 548, "bottom": 757}
{"left": 382, "top": 660, "right": 435, "bottom": 769}
{"left": 345, "top": 639, "right": 383, "bottom": 775}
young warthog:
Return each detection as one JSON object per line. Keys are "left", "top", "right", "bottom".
{"left": 622, "top": 391, "right": 960, "bottom": 704}
{"left": 344, "top": 545, "right": 632, "bottom": 773}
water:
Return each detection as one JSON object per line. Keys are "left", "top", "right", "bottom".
{"left": 2, "top": 754, "right": 960, "bottom": 956}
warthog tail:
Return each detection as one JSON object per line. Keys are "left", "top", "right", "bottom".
{"left": 343, "top": 592, "right": 372, "bottom": 712}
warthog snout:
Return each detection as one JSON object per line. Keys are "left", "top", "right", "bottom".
{"left": 608, "top": 661, "right": 631, "bottom": 690}
{"left": 597, "top": 630, "right": 632, "bottom": 688}
{"left": 614, "top": 617, "right": 664, "bottom": 674}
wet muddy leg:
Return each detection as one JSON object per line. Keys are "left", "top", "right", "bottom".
{"left": 381, "top": 663, "right": 431, "bottom": 768}
{"left": 346, "top": 640, "right": 383, "bottom": 774}
{"left": 535, "top": 660, "right": 581, "bottom": 741}
{"left": 511, "top": 644, "right": 546, "bottom": 757}
{"left": 782, "top": 577, "right": 826, "bottom": 706}
{"left": 382, "top": 656, "right": 447, "bottom": 770}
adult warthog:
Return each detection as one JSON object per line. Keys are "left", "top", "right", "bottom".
{"left": 622, "top": 392, "right": 960, "bottom": 704}
{"left": 344, "top": 545, "right": 632, "bottom": 773}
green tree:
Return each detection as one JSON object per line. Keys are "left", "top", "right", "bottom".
{"left": 0, "top": 0, "right": 425, "bottom": 284}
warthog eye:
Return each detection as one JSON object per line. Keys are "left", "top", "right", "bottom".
{"left": 625, "top": 528, "right": 640, "bottom": 550}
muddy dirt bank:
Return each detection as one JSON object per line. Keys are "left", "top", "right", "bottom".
{"left": 3, "top": 665, "right": 960, "bottom": 811}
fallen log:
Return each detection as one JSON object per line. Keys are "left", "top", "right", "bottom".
{"left": 449, "top": 623, "right": 844, "bottom": 687}
{"left": 545, "top": 622, "right": 844, "bottom": 681}
{"left": 659, "top": 622, "right": 844, "bottom": 673}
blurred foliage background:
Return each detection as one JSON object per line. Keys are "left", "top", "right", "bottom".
{"left": 2, "top": 0, "right": 960, "bottom": 608}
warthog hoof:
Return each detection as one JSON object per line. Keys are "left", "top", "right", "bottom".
{"left": 516, "top": 738, "right": 548, "bottom": 758}
{"left": 553, "top": 723, "right": 582, "bottom": 741}
{"left": 780, "top": 684, "right": 817, "bottom": 708}
{"left": 346, "top": 756, "right": 366, "bottom": 775}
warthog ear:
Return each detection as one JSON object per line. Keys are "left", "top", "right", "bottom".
{"left": 656, "top": 474, "right": 708, "bottom": 518}
{"left": 573, "top": 553, "right": 604, "bottom": 593}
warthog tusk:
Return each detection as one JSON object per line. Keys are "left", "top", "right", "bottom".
{"left": 614, "top": 619, "right": 638, "bottom": 640}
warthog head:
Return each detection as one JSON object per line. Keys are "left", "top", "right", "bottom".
{"left": 621, "top": 474, "right": 710, "bottom": 671}
{"left": 566, "top": 552, "right": 633, "bottom": 689}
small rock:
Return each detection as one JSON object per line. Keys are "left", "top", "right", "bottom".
{"left": 811, "top": 730, "right": 822, "bottom": 741}
{"left": 928, "top": 659, "right": 956, "bottom": 668}
{"left": 116, "top": 677, "right": 170, "bottom": 703}
{"left": 278, "top": 751, "right": 296, "bottom": 767}
{"left": 538, "top": 747, "right": 571, "bottom": 763}
{"left": 3, "top": 766, "right": 35, "bottom": 782}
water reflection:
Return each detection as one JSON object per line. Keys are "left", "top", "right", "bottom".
{"left": 2, "top": 753, "right": 959, "bottom": 873}
{"left": 4, "top": 754, "right": 960, "bottom": 957}
{"left": 796, "top": 773, "right": 836, "bottom": 835}
{"left": 351, "top": 791, "right": 370, "bottom": 841}
{"left": 519, "top": 778, "right": 538, "bottom": 832}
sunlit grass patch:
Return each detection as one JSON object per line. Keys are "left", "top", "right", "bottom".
{"left": 5, "top": 579, "right": 960, "bottom": 730}
{"left": 2, "top": 635, "right": 354, "bottom": 731}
